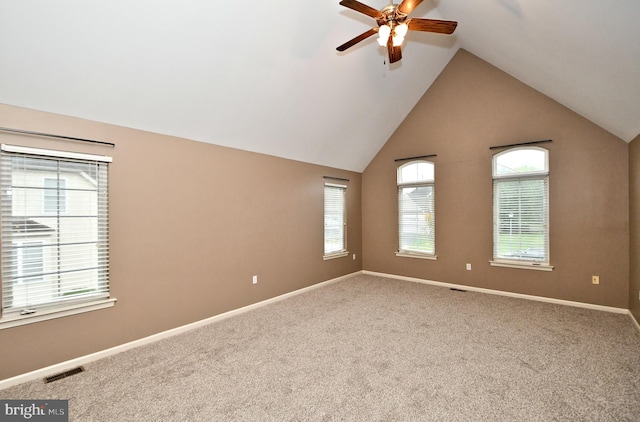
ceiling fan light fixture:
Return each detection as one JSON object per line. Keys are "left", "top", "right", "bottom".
{"left": 392, "top": 23, "right": 408, "bottom": 46}
{"left": 336, "top": 0, "right": 458, "bottom": 64}
{"left": 377, "top": 24, "right": 391, "bottom": 46}
{"left": 394, "top": 22, "right": 408, "bottom": 37}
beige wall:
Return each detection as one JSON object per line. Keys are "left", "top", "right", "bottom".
{"left": 363, "top": 50, "right": 629, "bottom": 308}
{"left": 0, "top": 104, "right": 362, "bottom": 380}
{"left": 1, "top": 49, "right": 636, "bottom": 382}
{"left": 630, "top": 134, "right": 640, "bottom": 322}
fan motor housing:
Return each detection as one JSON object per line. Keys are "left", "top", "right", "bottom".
{"left": 377, "top": 4, "right": 408, "bottom": 27}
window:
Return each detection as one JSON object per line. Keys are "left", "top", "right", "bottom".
{"left": 1, "top": 144, "right": 113, "bottom": 327}
{"left": 491, "top": 147, "right": 551, "bottom": 270}
{"left": 324, "top": 183, "right": 347, "bottom": 259}
{"left": 397, "top": 161, "right": 435, "bottom": 258}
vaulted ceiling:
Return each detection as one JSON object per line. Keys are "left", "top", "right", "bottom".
{"left": 1, "top": 1, "right": 638, "bottom": 172}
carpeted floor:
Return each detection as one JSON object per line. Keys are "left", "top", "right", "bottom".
{"left": 3, "top": 274, "right": 640, "bottom": 421}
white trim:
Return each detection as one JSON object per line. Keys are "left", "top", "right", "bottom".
{"left": 395, "top": 251, "right": 437, "bottom": 260}
{"left": 0, "top": 298, "right": 117, "bottom": 330}
{"left": 629, "top": 310, "right": 640, "bottom": 334}
{"left": 490, "top": 260, "right": 554, "bottom": 271}
{"left": 0, "top": 271, "right": 361, "bottom": 390}
{"left": 362, "top": 270, "right": 628, "bottom": 314}
{"left": 323, "top": 251, "right": 349, "bottom": 260}
{"left": 1, "top": 144, "right": 112, "bottom": 163}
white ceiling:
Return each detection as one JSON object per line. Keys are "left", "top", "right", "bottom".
{"left": 1, "top": 1, "right": 638, "bottom": 172}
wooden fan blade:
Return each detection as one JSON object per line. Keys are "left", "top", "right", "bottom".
{"left": 407, "top": 18, "right": 458, "bottom": 34}
{"left": 336, "top": 28, "right": 378, "bottom": 51}
{"left": 397, "top": 0, "right": 423, "bottom": 16}
{"left": 387, "top": 36, "right": 402, "bottom": 63}
{"left": 338, "top": 0, "right": 383, "bottom": 19}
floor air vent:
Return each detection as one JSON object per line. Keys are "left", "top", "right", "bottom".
{"left": 44, "top": 366, "right": 85, "bottom": 383}
{"left": 450, "top": 288, "right": 467, "bottom": 292}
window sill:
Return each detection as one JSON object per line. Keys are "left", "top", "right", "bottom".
{"left": 490, "top": 260, "right": 553, "bottom": 271}
{"left": 323, "top": 251, "right": 349, "bottom": 260}
{"left": 0, "top": 298, "right": 117, "bottom": 330}
{"left": 396, "top": 251, "right": 437, "bottom": 260}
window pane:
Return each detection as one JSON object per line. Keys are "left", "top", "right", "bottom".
{"left": 1, "top": 147, "right": 110, "bottom": 314}
{"left": 44, "top": 178, "right": 66, "bottom": 213}
{"left": 493, "top": 178, "right": 548, "bottom": 262}
{"left": 495, "top": 148, "right": 547, "bottom": 176}
{"left": 399, "top": 185, "right": 435, "bottom": 254}
{"left": 398, "top": 161, "right": 434, "bottom": 184}
{"left": 324, "top": 185, "right": 346, "bottom": 255}
{"left": 18, "top": 242, "right": 44, "bottom": 283}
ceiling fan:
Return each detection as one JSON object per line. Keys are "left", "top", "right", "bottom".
{"left": 336, "top": 0, "right": 458, "bottom": 63}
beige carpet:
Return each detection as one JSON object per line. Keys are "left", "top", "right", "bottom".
{"left": 3, "top": 274, "right": 640, "bottom": 421}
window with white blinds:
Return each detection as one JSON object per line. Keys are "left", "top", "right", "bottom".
{"left": 1, "top": 144, "right": 112, "bottom": 320}
{"left": 324, "top": 183, "right": 347, "bottom": 257}
{"left": 492, "top": 147, "right": 550, "bottom": 267}
{"left": 397, "top": 161, "right": 435, "bottom": 257}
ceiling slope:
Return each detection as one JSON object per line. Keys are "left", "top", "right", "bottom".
{"left": 0, "top": 0, "right": 457, "bottom": 172}
{"left": 0, "top": 1, "right": 638, "bottom": 172}
{"left": 436, "top": 0, "right": 640, "bottom": 143}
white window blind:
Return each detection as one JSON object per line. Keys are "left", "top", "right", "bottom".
{"left": 492, "top": 147, "right": 549, "bottom": 264}
{"left": 1, "top": 144, "right": 111, "bottom": 318}
{"left": 397, "top": 161, "right": 435, "bottom": 256}
{"left": 324, "top": 183, "right": 346, "bottom": 256}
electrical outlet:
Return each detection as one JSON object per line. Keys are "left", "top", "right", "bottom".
{"left": 592, "top": 275, "right": 599, "bottom": 285}
{"left": 466, "top": 263, "right": 471, "bottom": 271}
{"left": 252, "top": 275, "right": 258, "bottom": 285}
{"left": 353, "top": 254, "right": 356, "bottom": 260}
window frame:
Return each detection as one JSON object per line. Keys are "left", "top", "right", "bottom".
{"left": 323, "top": 182, "right": 348, "bottom": 260}
{"left": 0, "top": 144, "right": 116, "bottom": 329}
{"left": 490, "top": 146, "right": 552, "bottom": 271}
{"left": 396, "top": 160, "right": 436, "bottom": 260}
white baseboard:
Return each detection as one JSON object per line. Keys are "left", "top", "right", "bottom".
{"left": 630, "top": 310, "right": 640, "bottom": 334}
{"left": 366, "top": 271, "right": 640, "bottom": 333}
{"left": 363, "top": 270, "right": 630, "bottom": 314}
{"left": 0, "top": 271, "right": 361, "bottom": 390}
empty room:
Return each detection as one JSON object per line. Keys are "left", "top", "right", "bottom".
{"left": 1, "top": 1, "right": 639, "bottom": 420}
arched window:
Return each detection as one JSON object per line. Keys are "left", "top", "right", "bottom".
{"left": 397, "top": 161, "right": 435, "bottom": 257}
{"left": 492, "top": 147, "right": 550, "bottom": 268}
